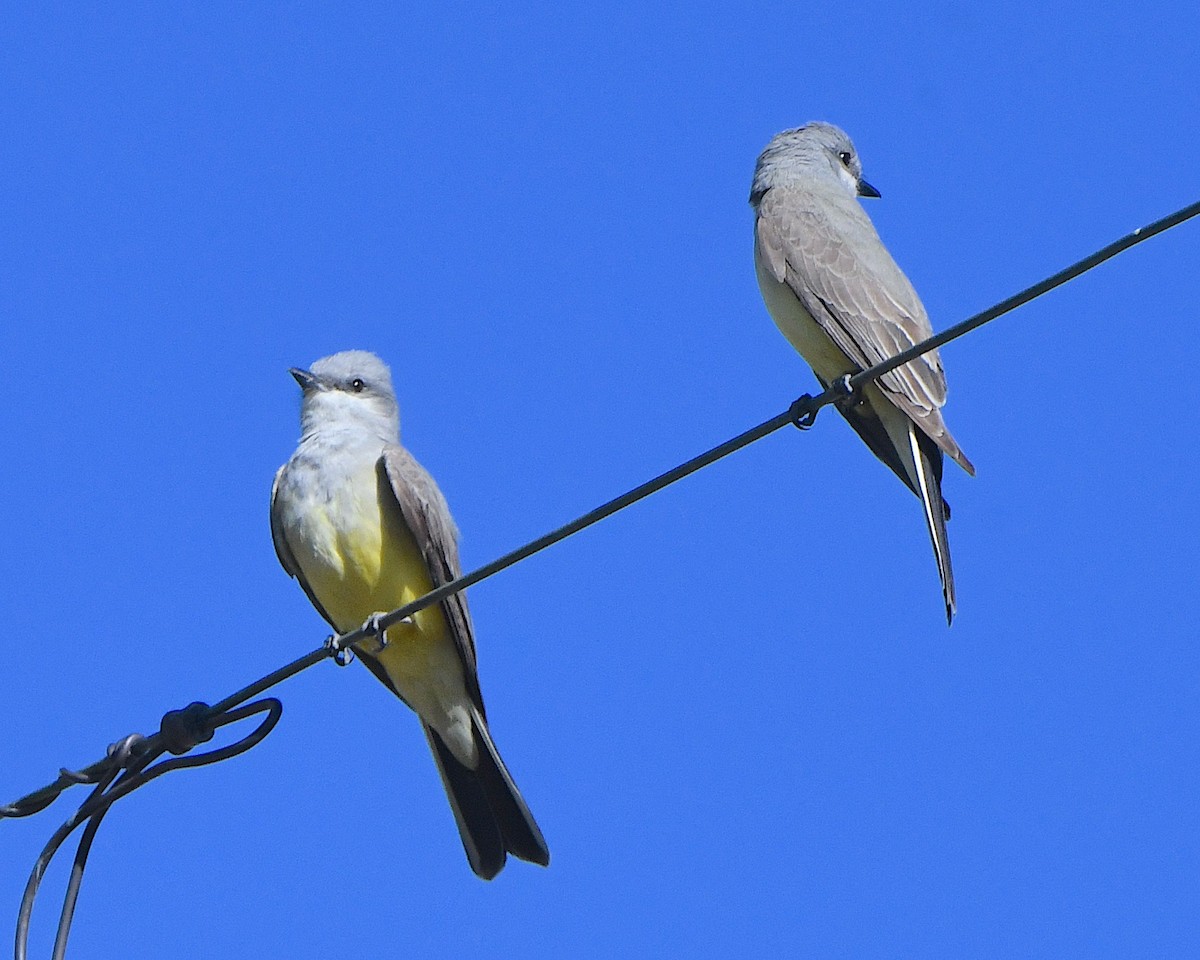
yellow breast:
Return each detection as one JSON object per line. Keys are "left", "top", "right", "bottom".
{"left": 293, "top": 461, "right": 447, "bottom": 654}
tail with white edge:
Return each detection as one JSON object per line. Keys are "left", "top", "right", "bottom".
{"left": 425, "top": 709, "right": 550, "bottom": 880}
{"left": 836, "top": 390, "right": 959, "bottom": 623}
{"left": 907, "top": 423, "right": 956, "bottom": 623}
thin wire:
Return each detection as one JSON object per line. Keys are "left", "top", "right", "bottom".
{"left": 849, "top": 198, "right": 1200, "bottom": 390}
{"left": 5, "top": 197, "right": 1198, "bottom": 959}
{"left": 332, "top": 396, "right": 818, "bottom": 650}
{"left": 209, "top": 647, "right": 331, "bottom": 716}
{"left": 12, "top": 701, "right": 280, "bottom": 960}
{"left": 14, "top": 764, "right": 126, "bottom": 960}
{"left": 334, "top": 197, "right": 1200, "bottom": 651}
{"left": 8, "top": 198, "right": 1197, "bottom": 821}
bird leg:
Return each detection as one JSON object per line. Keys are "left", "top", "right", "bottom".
{"left": 324, "top": 635, "right": 355, "bottom": 666}
{"left": 361, "top": 612, "right": 416, "bottom": 655}
{"left": 830, "top": 373, "right": 857, "bottom": 404}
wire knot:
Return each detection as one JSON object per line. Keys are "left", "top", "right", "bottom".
{"left": 159, "top": 702, "right": 215, "bottom": 756}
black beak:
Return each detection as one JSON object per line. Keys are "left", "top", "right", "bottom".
{"left": 857, "top": 178, "right": 881, "bottom": 199}
{"left": 289, "top": 367, "right": 320, "bottom": 391}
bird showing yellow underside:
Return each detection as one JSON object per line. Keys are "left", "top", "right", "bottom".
{"left": 272, "top": 349, "right": 549, "bottom": 879}
{"left": 285, "top": 459, "right": 473, "bottom": 757}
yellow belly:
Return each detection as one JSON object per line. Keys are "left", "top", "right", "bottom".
{"left": 295, "top": 463, "right": 459, "bottom": 701}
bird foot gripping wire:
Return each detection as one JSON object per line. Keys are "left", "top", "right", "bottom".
{"left": 788, "top": 394, "right": 821, "bottom": 430}
{"left": 327, "top": 613, "right": 417, "bottom": 663}
{"left": 325, "top": 614, "right": 389, "bottom": 664}
{"left": 829, "top": 373, "right": 857, "bottom": 402}
{"left": 790, "top": 375, "right": 859, "bottom": 430}
{"left": 362, "top": 612, "right": 393, "bottom": 655}
{"left": 325, "top": 634, "right": 356, "bottom": 666}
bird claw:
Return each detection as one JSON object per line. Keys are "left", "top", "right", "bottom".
{"left": 831, "top": 374, "right": 856, "bottom": 401}
{"left": 362, "top": 613, "right": 415, "bottom": 655}
{"left": 363, "top": 613, "right": 390, "bottom": 654}
{"left": 789, "top": 394, "right": 820, "bottom": 430}
{"left": 325, "top": 635, "right": 355, "bottom": 666}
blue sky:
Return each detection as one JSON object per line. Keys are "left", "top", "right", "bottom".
{"left": 3, "top": 2, "right": 1198, "bottom": 957}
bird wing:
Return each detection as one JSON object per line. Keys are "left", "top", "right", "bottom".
{"left": 380, "top": 445, "right": 486, "bottom": 715}
{"left": 757, "top": 186, "right": 974, "bottom": 474}
{"left": 269, "top": 464, "right": 339, "bottom": 627}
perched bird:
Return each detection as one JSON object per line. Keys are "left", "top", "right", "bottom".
{"left": 270, "top": 350, "right": 549, "bottom": 879}
{"left": 750, "top": 122, "right": 974, "bottom": 623}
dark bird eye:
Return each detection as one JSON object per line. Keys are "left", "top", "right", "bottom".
{"left": 838, "top": 151, "right": 852, "bottom": 166}
{"left": 350, "top": 378, "right": 365, "bottom": 392}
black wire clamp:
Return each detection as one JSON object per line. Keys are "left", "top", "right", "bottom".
{"left": 8, "top": 698, "right": 282, "bottom": 960}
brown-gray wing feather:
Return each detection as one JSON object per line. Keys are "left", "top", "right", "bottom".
{"left": 758, "top": 188, "right": 973, "bottom": 474}
{"left": 380, "top": 446, "right": 485, "bottom": 715}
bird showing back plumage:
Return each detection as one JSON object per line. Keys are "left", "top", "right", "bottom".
{"left": 270, "top": 350, "right": 549, "bottom": 879}
{"left": 750, "top": 123, "right": 974, "bottom": 622}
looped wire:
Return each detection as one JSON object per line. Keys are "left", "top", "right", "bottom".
{"left": 12, "top": 698, "right": 282, "bottom": 960}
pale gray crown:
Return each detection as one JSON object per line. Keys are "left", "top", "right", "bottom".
{"left": 294, "top": 349, "right": 400, "bottom": 440}
{"left": 310, "top": 350, "right": 396, "bottom": 398}
{"left": 749, "top": 122, "right": 874, "bottom": 206}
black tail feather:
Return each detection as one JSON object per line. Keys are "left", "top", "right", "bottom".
{"left": 909, "top": 427, "right": 956, "bottom": 624}
{"left": 426, "top": 718, "right": 549, "bottom": 880}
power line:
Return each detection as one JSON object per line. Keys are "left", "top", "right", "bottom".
{"left": 5, "top": 197, "right": 1198, "bottom": 958}
{"left": 334, "top": 196, "right": 1200, "bottom": 652}
{"left": 850, "top": 197, "right": 1200, "bottom": 390}
{"left": 8, "top": 701, "right": 280, "bottom": 960}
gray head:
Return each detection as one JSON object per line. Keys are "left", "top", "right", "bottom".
{"left": 290, "top": 349, "right": 400, "bottom": 441}
{"left": 749, "top": 122, "right": 880, "bottom": 207}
